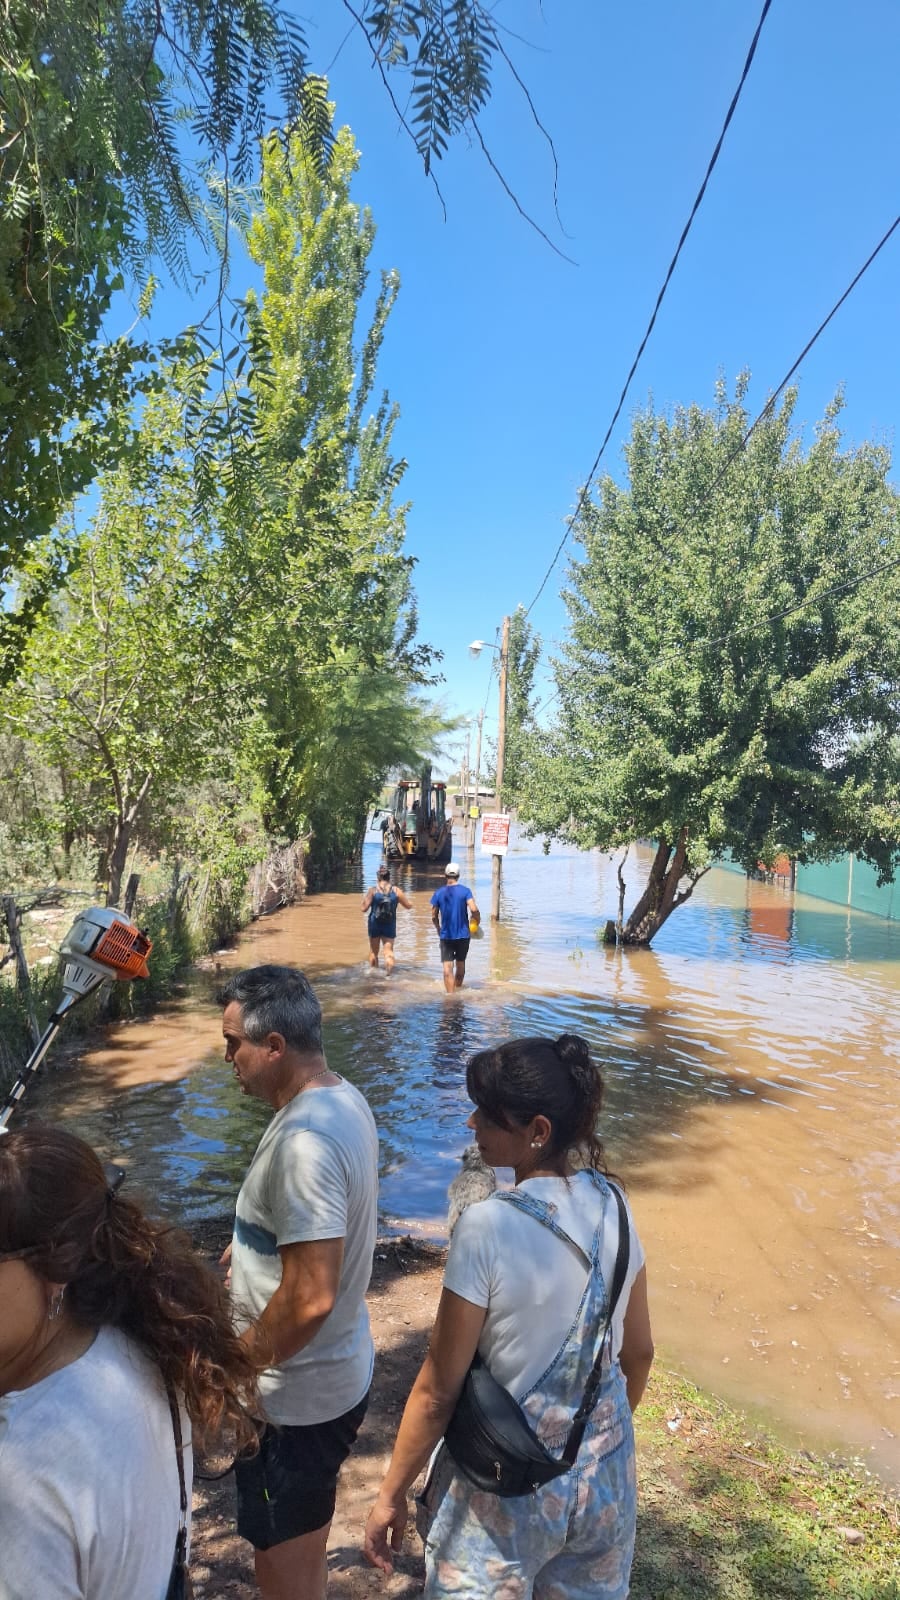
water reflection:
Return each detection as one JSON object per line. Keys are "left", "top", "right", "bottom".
{"left": 22, "top": 831, "right": 900, "bottom": 1481}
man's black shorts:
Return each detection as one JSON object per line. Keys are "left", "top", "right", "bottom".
{"left": 440, "top": 936, "right": 470, "bottom": 963}
{"left": 234, "top": 1393, "right": 368, "bottom": 1549}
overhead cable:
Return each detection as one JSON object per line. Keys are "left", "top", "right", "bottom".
{"left": 524, "top": 0, "right": 774, "bottom": 617}
{"left": 533, "top": 546, "right": 900, "bottom": 726}
{"left": 529, "top": 206, "right": 900, "bottom": 723}
{"left": 703, "top": 548, "right": 900, "bottom": 647}
{"left": 703, "top": 211, "right": 900, "bottom": 501}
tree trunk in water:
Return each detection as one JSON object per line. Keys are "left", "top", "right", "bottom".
{"left": 620, "top": 837, "right": 671, "bottom": 944}
{"left": 621, "top": 829, "right": 707, "bottom": 945}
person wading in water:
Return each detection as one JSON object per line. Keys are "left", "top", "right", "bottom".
{"left": 361, "top": 865, "right": 412, "bottom": 974}
{"left": 430, "top": 863, "right": 479, "bottom": 993}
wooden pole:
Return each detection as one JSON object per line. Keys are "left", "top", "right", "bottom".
{"left": 1, "top": 896, "right": 41, "bottom": 1048}
{"left": 491, "top": 615, "right": 510, "bottom": 922}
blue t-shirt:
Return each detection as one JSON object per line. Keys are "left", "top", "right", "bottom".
{"left": 430, "top": 882, "right": 473, "bottom": 940}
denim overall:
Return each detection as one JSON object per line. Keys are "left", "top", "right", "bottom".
{"left": 420, "top": 1174, "right": 637, "bottom": 1600}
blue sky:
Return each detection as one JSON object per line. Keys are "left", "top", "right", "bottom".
{"left": 130, "top": 1, "right": 900, "bottom": 764}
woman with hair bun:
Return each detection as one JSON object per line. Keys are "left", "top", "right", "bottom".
{"left": 0, "top": 1123, "right": 258, "bottom": 1600}
{"left": 365, "top": 1034, "right": 654, "bottom": 1598}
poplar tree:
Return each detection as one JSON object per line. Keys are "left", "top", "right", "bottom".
{"left": 224, "top": 121, "right": 443, "bottom": 871}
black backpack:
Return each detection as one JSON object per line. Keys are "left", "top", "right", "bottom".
{"left": 373, "top": 890, "right": 394, "bottom": 923}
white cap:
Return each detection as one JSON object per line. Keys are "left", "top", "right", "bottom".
{"left": 445, "top": 862, "right": 461, "bottom": 877}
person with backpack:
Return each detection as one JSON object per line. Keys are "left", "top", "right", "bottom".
{"left": 362, "top": 865, "right": 412, "bottom": 973}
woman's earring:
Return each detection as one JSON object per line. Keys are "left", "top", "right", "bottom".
{"left": 531, "top": 1140, "right": 543, "bottom": 1149}
{"left": 48, "top": 1289, "right": 65, "bottom": 1322}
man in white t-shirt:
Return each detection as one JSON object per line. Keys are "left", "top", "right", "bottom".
{"left": 218, "top": 965, "right": 379, "bottom": 1600}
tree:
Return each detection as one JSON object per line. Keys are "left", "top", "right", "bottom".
{"left": 515, "top": 381, "right": 900, "bottom": 946}
{"left": 501, "top": 605, "right": 540, "bottom": 806}
{"left": 357, "top": 1, "right": 505, "bottom": 172}
{"left": 0, "top": 2, "right": 321, "bottom": 634}
{"left": 0, "top": 0, "right": 543, "bottom": 666}
{"left": 5, "top": 381, "right": 228, "bottom": 907}
{"left": 2, "top": 114, "right": 448, "bottom": 897}
{"left": 222, "top": 120, "right": 443, "bottom": 871}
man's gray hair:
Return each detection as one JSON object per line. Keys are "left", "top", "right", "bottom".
{"left": 216, "top": 965, "right": 323, "bottom": 1054}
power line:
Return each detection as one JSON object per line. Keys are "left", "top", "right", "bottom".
{"left": 525, "top": 0, "right": 774, "bottom": 617}
{"left": 704, "top": 211, "right": 900, "bottom": 500}
{"left": 703, "top": 548, "right": 900, "bottom": 648}
{"left": 532, "top": 683, "right": 561, "bottom": 721}
{"left": 527, "top": 205, "right": 900, "bottom": 723}
{"left": 533, "top": 547, "right": 900, "bottom": 724}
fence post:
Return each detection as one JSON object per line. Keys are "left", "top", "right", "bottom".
{"left": 1, "top": 896, "right": 41, "bottom": 1048}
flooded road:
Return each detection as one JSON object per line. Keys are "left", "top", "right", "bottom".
{"left": 26, "top": 832, "right": 900, "bottom": 1480}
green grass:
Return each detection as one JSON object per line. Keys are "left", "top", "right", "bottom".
{"left": 632, "top": 1368, "right": 899, "bottom": 1599}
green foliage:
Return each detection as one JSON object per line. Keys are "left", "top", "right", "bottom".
{"left": 502, "top": 605, "right": 540, "bottom": 805}
{"left": 516, "top": 381, "right": 900, "bottom": 944}
{"left": 0, "top": 964, "right": 56, "bottom": 1092}
{"left": 364, "top": 1, "right": 499, "bottom": 172}
{"left": 297, "top": 671, "right": 450, "bottom": 880}
{"left": 0, "top": 105, "right": 443, "bottom": 1065}
{"left": 0, "top": 0, "right": 315, "bottom": 673}
{"left": 224, "top": 119, "right": 445, "bottom": 872}
{"left": 169, "top": 794, "right": 269, "bottom": 949}
{"left": 117, "top": 894, "right": 194, "bottom": 1012}
{"left": 0, "top": 0, "right": 538, "bottom": 678}
{"left": 4, "top": 378, "right": 229, "bottom": 906}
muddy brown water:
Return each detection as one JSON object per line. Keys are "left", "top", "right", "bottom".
{"left": 23, "top": 833, "right": 900, "bottom": 1481}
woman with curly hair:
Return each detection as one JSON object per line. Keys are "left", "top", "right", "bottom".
{"left": 365, "top": 1034, "right": 655, "bottom": 1600}
{"left": 0, "top": 1122, "right": 258, "bottom": 1599}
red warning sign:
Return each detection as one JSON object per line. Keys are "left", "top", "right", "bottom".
{"left": 481, "top": 813, "right": 511, "bottom": 856}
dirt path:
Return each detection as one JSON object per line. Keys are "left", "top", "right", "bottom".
{"left": 190, "top": 1232, "right": 443, "bottom": 1600}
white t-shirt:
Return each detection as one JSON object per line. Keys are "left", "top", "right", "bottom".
{"left": 443, "top": 1172, "right": 646, "bottom": 1397}
{"left": 0, "top": 1325, "right": 188, "bottom": 1600}
{"left": 231, "top": 1077, "right": 379, "bottom": 1425}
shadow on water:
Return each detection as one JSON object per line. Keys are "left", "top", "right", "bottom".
{"left": 22, "top": 833, "right": 900, "bottom": 1481}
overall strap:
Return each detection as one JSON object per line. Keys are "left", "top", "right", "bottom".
{"left": 491, "top": 1187, "right": 592, "bottom": 1266}
{"left": 560, "top": 1182, "right": 630, "bottom": 1467}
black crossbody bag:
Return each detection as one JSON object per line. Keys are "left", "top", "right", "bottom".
{"left": 443, "top": 1182, "right": 630, "bottom": 1498}
{"left": 165, "top": 1386, "right": 194, "bottom": 1600}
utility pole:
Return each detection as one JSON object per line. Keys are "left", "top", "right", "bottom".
{"left": 491, "top": 614, "right": 510, "bottom": 922}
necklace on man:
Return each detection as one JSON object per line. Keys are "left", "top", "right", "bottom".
{"left": 300, "top": 1066, "right": 335, "bottom": 1091}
